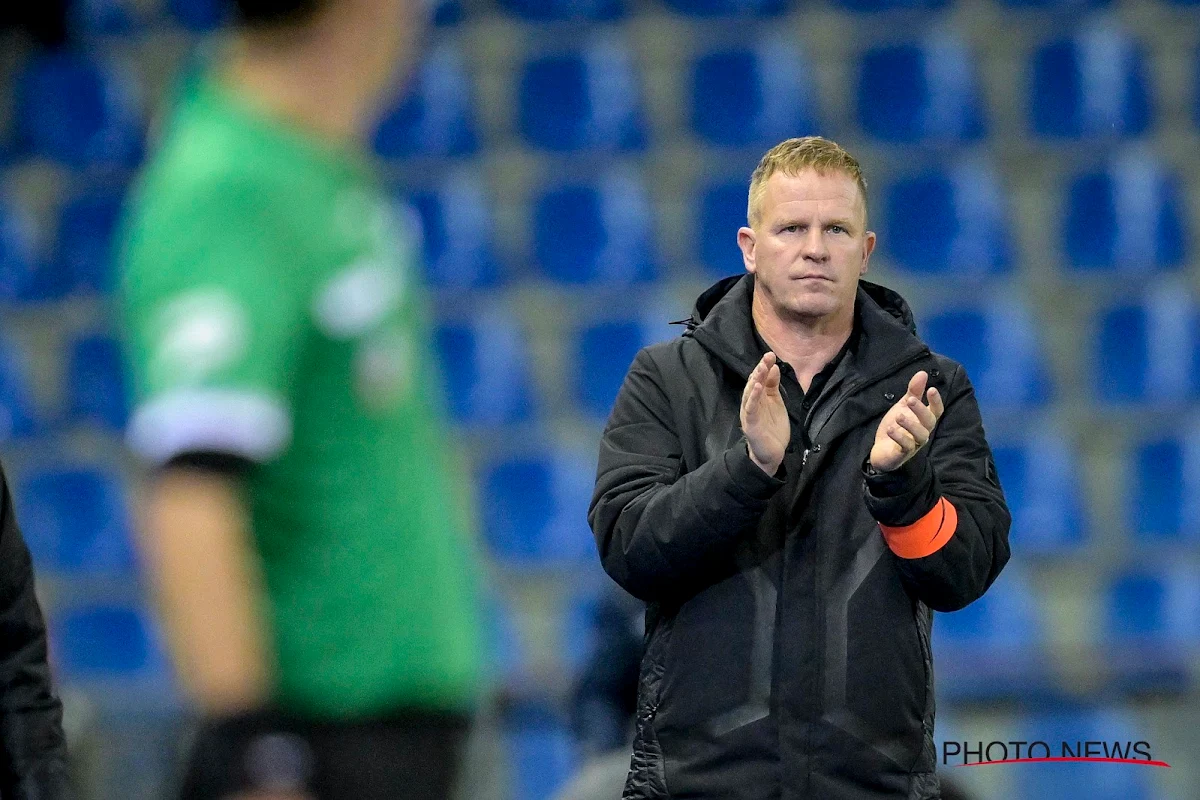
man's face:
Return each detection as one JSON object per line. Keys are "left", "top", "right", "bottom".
{"left": 737, "top": 168, "right": 876, "bottom": 323}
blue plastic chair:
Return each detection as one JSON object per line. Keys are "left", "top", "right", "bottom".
{"left": 57, "top": 187, "right": 124, "bottom": 294}
{"left": 697, "top": 180, "right": 749, "bottom": 278}
{"left": 405, "top": 174, "right": 502, "bottom": 290}
{"left": 499, "top": 0, "right": 623, "bottom": 21}
{"left": 933, "top": 568, "right": 1052, "bottom": 702}
{"left": 1094, "top": 288, "right": 1200, "bottom": 406}
{"left": 663, "top": 0, "right": 786, "bottom": 14}
{"left": 1102, "top": 567, "right": 1200, "bottom": 693}
{"left": 1064, "top": 150, "right": 1187, "bottom": 273}
{"left": 1014, "top": 707, "right": 1156, "bottom": 800}
{"left": 1128, "top": 435, "right": 1200, "bottom": 546}
{"left": 68, "top": 334, "right": 129, "bottom": 431}
{"left": 857, "top": 33, "right": 985, "bottom": 144}
{"left": 997, "top": 0, "right": 1110, "bottom": 7}
{"left": 431, "top": 0, "right": 465, "bottom": 24}
{"left": 479, "top": 453, "right": 599, "bottom": 565}
{"left": 574, "top": 317, "right": 676, "bottom": 419}
{"left": 373, "top": 44, "right": 477, "bottom": 159}
{"left": 833, "top": 0, "right": 950, "bottom": 10}
{"left": 15, "top": 52, "right": 144, "bottom": 170}
{"left": 15, "top": 467, "right": 137, "bottom": 574}
{"left": 533, "top": 173, "right": 658, "bottom": 285}
{"left": 166, "top": 0, "right": 229, "bottom": 30}
{"left": 518, "top": 39, "right": 646, "bottom": 153}
{"left": 1030, "top": 23, "right": 1151, "bottom": 140}
{"left": 0, "top": 341, "right": 39, "bottom": 441}
{"left": 69, "top": 0, "right": 144, "bottom": 35}
{"left": 505, "top": 701, "right": 579, "bottom": 800}
{"left": 434, "top": 314, "right": 535, "bottom": 427}
{"left": 922, "top": 301, "right": 1051, "bottom": 411}
{"left": 52, "top": 604, "right": 167, "bottom": 679}
{"left": 0, "top": 198, "right": 51, "bottom": 302}
{"left": 883, "top": 162, "right": 1012, "bottom": 276}
{"left": 991, "top": 429, "right": 1086, "bottom": 555}
{"left": 689, "top": 40, "right": 818, "bottom": 148}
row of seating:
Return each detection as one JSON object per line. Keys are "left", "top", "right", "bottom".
{"left": 10, "top": 29, "right": 1200, "bottom": 168}
{"left": 0, "top": 146, "right": 1188, "bottom": 305}
{"left": 67, "top": 0, "right": 1200, "bottom": 34}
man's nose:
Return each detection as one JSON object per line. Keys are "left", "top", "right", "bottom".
{"left": 802, "top": 228, "right": 829, "bottom": 261}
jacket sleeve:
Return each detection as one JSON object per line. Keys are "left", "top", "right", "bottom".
{"left": 0, "top": 469, "right": 73, "bottom": 799}
{"left": 862, "top": 364, "right": 1011, "bottom": 612}
{"left": 588, "top": 349, "right": 785, "bottom": 602}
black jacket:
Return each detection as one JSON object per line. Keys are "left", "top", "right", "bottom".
{"left": 0, "top": 466, "right": 71, "bottom": 799}
{"left": 588, "top": 275, "right": 1010, "bottom": 800}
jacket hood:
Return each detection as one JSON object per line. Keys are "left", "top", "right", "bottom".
{"left": 680, "top": 273, "right": 923, "bottom": 379}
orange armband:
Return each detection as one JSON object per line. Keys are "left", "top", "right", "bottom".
{"left": 878, "top": 497, "right": 958, "bottom": 559}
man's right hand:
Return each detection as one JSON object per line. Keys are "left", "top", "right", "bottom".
{"left": 741, "top": 352, "right": 791, "bottom": 476}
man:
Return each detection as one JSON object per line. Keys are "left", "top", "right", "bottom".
{"left": 589, "top": 137, "right": 1011, "bottom": 799}
{"left": 0, "top": 465, "right": 71, "bottom": 798}
{"left": 118, "top": 1, "right": 481, "bottom": 798}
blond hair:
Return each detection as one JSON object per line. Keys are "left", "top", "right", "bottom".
{"left": 746, "top": 136, "right": 868, "bottom": 227}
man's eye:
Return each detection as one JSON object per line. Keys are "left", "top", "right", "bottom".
{"left": 783, "top": 225, "right": 799, "bottom": 233}
{"left": 829, "top": 225, "right": 846, "bottom": 234}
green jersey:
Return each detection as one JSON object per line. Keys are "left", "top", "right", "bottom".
{"left": 120, "top": 73, "right": 482, "bottom": 718}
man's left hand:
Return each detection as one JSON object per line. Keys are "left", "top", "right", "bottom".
{"left": 869, "top": 371, "right": 945, "bottom": 473}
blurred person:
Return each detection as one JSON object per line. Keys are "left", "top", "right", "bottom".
{"left": 589, "top": 137, "right": 1011, "bottom": 799}
{"left": 0, "top": 464, "right": 72, "bottom": 798}
{"left": 117, "top": 1, "right": 482, "bottom": 798}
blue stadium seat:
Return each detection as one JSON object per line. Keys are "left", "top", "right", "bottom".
{"left": 504, "top": 701, "right": 579, "bottom": 800}
{"left": 1030, "top": 24, "right": 1151, "bottom": 139}
{"left": 998, "top": 0, "right": 1110, "bottom": 7}
{"left": 16, "top": 467, "right": 137, "bottom": 573}
{"left": 1129, "top": 435, "right": 1200, "bottom": 546}
{"left": 690, "top": 40, "right": 818, "bottom": 148}
{"left": 0, "top": 198, "right": 48, "bottom": 302}
{"left": 664, "top": 0, "right": 785, "bottom": 14}
{"left": 15, "top": 52, "right": 144, "bottom": 169}
{"left": 434, "top": 313, "right": 535, "bottom": 426}
{"left": 1015, "top": 708, "right": 1155, "bottom": 800}
{"left": 933, "top": 568, "right": 1052, "bottom": 702}
{"left": 1102, "top": 567, "right": 1200, "bottom": 693}
{"left": 373, "top": 44, "right": 477, "bottom": 159}
{"left": 991, "top": 428, "right": 1086, "bottom": 555}
{"left": 479, "top": 453, "right": 598, "bottom": 565}
{"left": 166, "top": 0, "right": 229, "bottom": 30}
{"left": 67, "top": 334, "right": 128, "bottom": 431}
{"left": 483, "top": 593, "right": 528, "bottom": 689}
{"left": 1064, "top": 151, "right": 1187, "bottom": 272}
{"left": 697, "top": 179, "right": 748, "bottom": 278}
{"left": 499, "top": 0, "right": 623, "bottom": 21}
{"left": 1094, "top": 288, "right": 1200, "bottom": 406}
{"left": 0, "top": 341, "right": 40, "bottom": 441}
{"left": 405, "top": 174, "right": 502, "bottom": 289}
{"left": 574, "top": 317, "right": 675, "bottom": 419}
{"left": 883, "top": 162, "right": 1012, "bottom": 275}
{"left": 57, "top": 187, "right": 124, "bottom": 294}
{"left": 52, "top": 604, "right": 167, "bottom": 679}
{"left": 69, "top": 0, "right": 144, "bottom": 35}
{"left": 833, "top": 0, "right": 949, "bottom": 10}
{"left": 533, "top": 173, "right": 658, "bottom": 285}
{"left": 921, "top": 300, "right": 1051, "bottom": 411}
{"left": 856, "top": 33, "right": 985, "bottom": 144}
{"left": 431, "top": 0, "right": 465, "bottom": 24}
{"left": 518, "top": 39, "right": 646, "bottom": 153}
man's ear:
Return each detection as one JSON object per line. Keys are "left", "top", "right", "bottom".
{"left": 738, "top": 227, "right": 757, "bottom": 275}
{"left": 860, "top": 230, "right": 877, "bottom": 276}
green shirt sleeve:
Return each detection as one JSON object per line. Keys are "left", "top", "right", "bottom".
{"left": 121, "top": 176, "right": 309, "bottom": 465}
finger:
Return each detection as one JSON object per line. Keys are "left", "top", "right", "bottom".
{"left": 895, "top": 411, "right": 930, "bottom": 446}
{"left": 743, "top": 364, "right": 761, "bottom": 405}
{"left": 744, "top": 381, "right": 763, "bottom": 416}
{"left": 926, "top": 386, "right": 945, "bottom": 420}
{"left": 905, "top": 394, "right": 937, "bottom": 430}
{"left": 905, "top": 371, "right": 928, "bottom": 402}
{"left": 887, "top": 425, "right": 917, "bottom": 452}
{"left": 764, "top": 363, "right": 781, "bottom": 392}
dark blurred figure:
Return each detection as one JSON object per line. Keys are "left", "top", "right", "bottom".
{"left": 0, "top": 2, "right": 67, "bottom": 47}
{"left": 0, "top": 464, "right": 72, "bottom": 798}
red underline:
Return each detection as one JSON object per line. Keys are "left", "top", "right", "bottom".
{"left": 957, "top": 757, "right": 1171, "bottom": 768}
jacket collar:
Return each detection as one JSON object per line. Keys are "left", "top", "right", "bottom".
{"left": 685, "top": 274, "right": 928, "bottom": 383}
